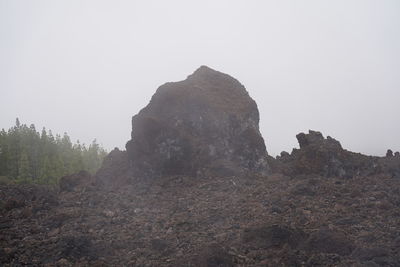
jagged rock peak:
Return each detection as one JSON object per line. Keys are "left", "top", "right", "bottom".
{"left": 386, "top": 149, "right": 393, "bottom": 157}
{"left": 184, "top": 66, "right": 251, "bottom": 101}
{"left": 296, "top": 130, "right": 342, "bottom": 150}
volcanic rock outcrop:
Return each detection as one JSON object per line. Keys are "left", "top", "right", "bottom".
{"left": 273, "top": 130, "right": 400, "bottom": 178}
{"left": 122, "top": 66, "right": 269, "bottom": 178}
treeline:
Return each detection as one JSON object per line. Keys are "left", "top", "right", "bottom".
{"left": 0, "top": 118, "right": 107, "bottom": 185}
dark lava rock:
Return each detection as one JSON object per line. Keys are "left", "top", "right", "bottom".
{"left": 278, "top": 151, "right": 291, "bottom": 161}
{"left": 351, "top": 246, "right": 390, "bottom": 261}
{"left": 352, "top": 246, "right": 399, "bottom": 267}
{"left": 243, "top": 224, "right": 307, "bottom": 249}
{"left": 126, "top": 66, "right": 269, "bottom": 177}
{"left": 273, "top": 130, "right": 400, "bottom": 178}
{"left": 0, "top": 248, "right": 11, "bottom": 264}
{"left": 3, "top": 197, "right": 25, "bottom": 211}
{"left": 274, "top": 130, "right": 398, "bottom": 178}
{"left": 95, "top": 148, "right": 132, "bottom": 187}
{"left": 185, "top": 244, "right": 234, "bottom": 267}
{"left": 296, "top": 130, "right": 325, "bottom": 149}
{"left": 0, "top": 184, "right": 58, "bottom": 213}
{"left": 150, "top": 238, "right": 169, "bottom": 252}
{"left": 304, "top": 228, "right": 354, "bottom": 256}
{"left": 292, "top": 131, "right": 353, "bottom": 177}
{"left": 56, "top": 235, "right": 97, "bottom": 261}
{"left": 382, "top": 154, "right": 400, "bottom": 178}
{"left": 334, "top": 217, "right": 361, "bottom": 226}
{"left": 1, "top": 173, "right": 400, "bottom": 265}
{"left": 291, "top": 183, "right": 316, "bottom": 196}
{"left": 59, "top": 170, "right": 92, "bottom": 192}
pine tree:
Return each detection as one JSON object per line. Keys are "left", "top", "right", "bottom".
{"left": 27, "top": 124, "right": 41, "bottom": 180}
{"left": 0, "top": 129, "right": 9, "bottom": 177}
{"left": 39, "top": 156, "right": 52, "bottom": 184}
{"left": 50, "top": 155, "right": 64, "bottom": 184}
{"left": 8, "top": 123, "right": 21, "bottom": 178}
{"left": 17, "top": 150, "right": 31, "bottom": 183}
{"left": 82, "top": 139, "right": 106, "bottom": 174}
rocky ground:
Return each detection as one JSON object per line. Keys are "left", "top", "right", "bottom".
{"left": 1, "top": 172, "right": 399, "bottom": 266}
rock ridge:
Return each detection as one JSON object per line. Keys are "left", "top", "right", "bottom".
{"left": 272, "top": 130, "right": 400, "bottom": 178}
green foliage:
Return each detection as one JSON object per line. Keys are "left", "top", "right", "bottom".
{"left": 0, "top": 118, "right": 108, "bottom": 184}
{"left": 17, "top": 150, "right": 31, "bottom": 183}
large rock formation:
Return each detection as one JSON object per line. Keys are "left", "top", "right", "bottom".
{"left": 97, "top": 66, "right": 269, "bottom": 184}
{"left": 125, "top": 66, "right": 269, "bottom": 177}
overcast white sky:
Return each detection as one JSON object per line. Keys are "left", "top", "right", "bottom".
{"left": 1, "top": 0, "right": 399, "bottom": 156}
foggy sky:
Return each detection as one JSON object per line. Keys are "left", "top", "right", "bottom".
{"left": 1, "top": 0, "right": 399, "bottom": 156}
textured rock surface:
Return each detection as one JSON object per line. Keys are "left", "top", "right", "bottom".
{"left": 125, "top": 66, "right": 269, "bottom": 177}
{"left": 271, "top": 130, "right": 400, "bottom": 179}
{"left": 2, "top": 174, "right": 400, "bottom": 266}
{"left": 273, "top": 130, "right": 379, "bottom": 178}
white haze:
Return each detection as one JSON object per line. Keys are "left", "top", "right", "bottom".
{"left": 1, "top": 0, "right": 399, "bottom": 156}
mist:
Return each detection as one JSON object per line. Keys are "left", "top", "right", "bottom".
{"left": 1, "top": 0, "right": 399, "bottom": 156}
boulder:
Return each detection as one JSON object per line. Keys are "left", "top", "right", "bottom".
{"left": 125, "top": 66, "right": 269, "bottom": 177}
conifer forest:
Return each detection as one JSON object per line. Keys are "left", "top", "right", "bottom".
{"left": 0, "top": 118, "right": 107, "bottom": 185}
